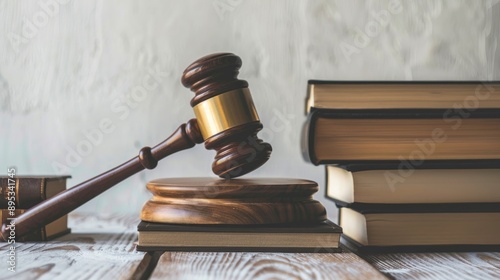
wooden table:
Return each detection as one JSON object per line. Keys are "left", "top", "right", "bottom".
{"left": 2, "top": 214, "right": 499, "bottom": 280}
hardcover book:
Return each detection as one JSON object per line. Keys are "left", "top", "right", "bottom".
{"left": 1, "top": 209, "right": 70, "bottom": 241}
{"left": 0, "top": 176, "right": 70, "bottom": 209}
{"left": 325, "top": 165, "right": 500, "bottom": 205}
{"left": 303, "top": 109, "right": 500, "bottom": 165}
{"left": 137, "top": 220, "right": 342, "bottom": 253}
{"left": 306, "top": 81, "right": 500, "bottom": 112}
{"left": 339, "top": 207, "right": 500, "bottom": 251}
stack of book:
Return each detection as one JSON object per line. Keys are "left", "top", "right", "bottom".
{"left": 136, "top": 178, "right": 342, "bottom": 252}
{"left": 0, "top": 176, "right": 71, "bottom": 241}
{"left": 303, "top": 81, "right": 500, "bottom": 251}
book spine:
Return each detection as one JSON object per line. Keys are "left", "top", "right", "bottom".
{"left": 336, "top": 161, "right": 500, "bottom": 172}
{"left": 309, "top": 108, "right": 500, "bottom": 119}
{"left": 301, "top": 111, "right": 320, "bottom": 165}
{"left": 1, "top": 209, "right": 46, "bottom": 241}
{"left": 334, "top": 201, "right": 500, "bottom": 214}
{"left": 0, "top": 178, "right": 46, "bottom": 209}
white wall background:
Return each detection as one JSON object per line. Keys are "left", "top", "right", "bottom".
{"left": 1, "top": 0, "right": 499, "bottom": 219}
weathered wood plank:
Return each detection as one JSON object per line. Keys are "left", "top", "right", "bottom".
{"left": 0, "top": 213, "right": 145, "bottom": 280}
{"left": 364, "top": 252, "right": 500, "bottom": 280}
{"left": 150, "top": 250, "right": 387, "bottom": 280}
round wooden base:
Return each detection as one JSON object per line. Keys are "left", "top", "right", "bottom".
{"left": 141, "top": 178, "right": 327, "bottom": 225}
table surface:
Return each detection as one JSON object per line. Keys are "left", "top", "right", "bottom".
{"left": 1, "top": 213, "right": 499, "bottom": 280}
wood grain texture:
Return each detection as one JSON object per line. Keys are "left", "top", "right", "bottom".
{"left": 0, "top": 213, "right": 144, "bottom": 280}
{"left": 150, "top": 251, "right": 387, "bottom": 280}
{"left": 141, "top": 177, "right": 326, "bottom": 225}
{"left": 364, "top": 252, "right": 500, "bottom": 280}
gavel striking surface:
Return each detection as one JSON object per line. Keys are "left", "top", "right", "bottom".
{"left": 141, "top": 178, "right": 327, "bottom": 225}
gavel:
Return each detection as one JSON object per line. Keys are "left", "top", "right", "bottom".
{"left": 1, "top": 53, "right": 272, "bottom": 241}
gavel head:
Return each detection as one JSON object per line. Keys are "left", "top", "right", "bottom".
{"left": 182, "top": 53, "right": 272, "bottom": 179}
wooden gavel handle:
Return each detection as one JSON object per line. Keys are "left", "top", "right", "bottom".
{"left": 0, "top": 119, "right": 203, "bottom": 241}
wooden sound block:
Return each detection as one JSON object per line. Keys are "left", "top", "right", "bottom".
{"left": 141, "top": 178, "right": 327, "bottom": 225}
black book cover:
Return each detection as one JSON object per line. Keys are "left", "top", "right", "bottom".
{"left": 137, "top": 220, "right": 342, "bottom": 253}
{"left": 0, "top": 175, "right": 71, "bottom": 208}
{"left": 138, "top": 220, "right": 342, "bottom": 233}
{"left": 308, "top": 80, "right": 500, "bottom": 85}
{"left": 330, "top": 198, "right": 500, "bottom": 214}
{"left": 331, "top": 161, "right": 500, "bottom": 172}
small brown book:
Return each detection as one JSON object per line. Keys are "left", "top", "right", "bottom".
{"left": 0, "top": 176, "right": 70, "bottom": 209}
{"left": 137, "top": 220, "right": 342, "bottom": 253}
{"left": 0, "top": 176, "right": 71, "bottom": 241}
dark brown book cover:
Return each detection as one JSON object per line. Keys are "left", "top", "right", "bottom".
{"left": 137, "top": 220, "right": 342, "bottom": 253}
{"left": 333, "top": 161, "right": 500, "bottom": 172}
{"left": 330, "top": 198, "right": 500, "bottom": 214}
{"left": 302, "top": 108, "right": 500, "bottom": 165}
{"left": 0, "top": 176, "right": 70, "bottom": 209}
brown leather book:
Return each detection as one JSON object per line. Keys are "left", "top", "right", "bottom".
{"left": 137, "top": 220, "right": 342, "bottom": 253}
{"left": 303, "top": 81, "right": 500, "bottom": 165}
{"left": 306, "top": 81, "right": 500, "bottom": 112}
{"left": 1, "top": 209, "right": 70, "bottom": 241}
{"left": 0, "top": 176, "right": 70, "bottom": 209}
{"left": 303, "top": 109, "right": 500, "bottom": 165}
